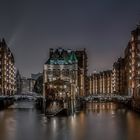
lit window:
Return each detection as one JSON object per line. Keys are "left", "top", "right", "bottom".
{"left": 132, "top": 46, "right": 135, "bottom": 51}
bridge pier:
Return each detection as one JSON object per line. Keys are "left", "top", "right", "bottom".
{"left": 37, "top": 97, "right": 84, "bottom": 116}
{"left": 35, "top": 97, "right": 44, "bottom": 110}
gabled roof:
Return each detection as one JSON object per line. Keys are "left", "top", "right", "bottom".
{"left": 45, "top": 48, "right": 78, "bottom": 65}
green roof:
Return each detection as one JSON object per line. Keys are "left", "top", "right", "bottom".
{"left": 46, "top": 48, "right": 78, "bottom": 65}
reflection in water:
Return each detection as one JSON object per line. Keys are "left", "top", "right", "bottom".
{"left": 0, "top": 101, "right": 140, "bottom": 140}
{"left": 126, "top": 111, "right": 140, "bottom": 140}
{"left": 86, "top": 102, "right": 119, "bottom": 112}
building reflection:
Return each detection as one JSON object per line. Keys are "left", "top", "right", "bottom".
{"left": 126, "top": 112, "right": 140, "bottom": 140}
{"left": 0, "top": 110, "right": 17, "bottom": 140}
{"left": 86, "top": 102, "right": 118, "bottom": 113}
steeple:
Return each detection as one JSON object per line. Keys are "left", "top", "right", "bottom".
{"left": 1, "top": 38, "right": 7, "bottom": 47}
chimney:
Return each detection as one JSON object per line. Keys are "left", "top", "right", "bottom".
{"left": 50, "top": 48, "right": 54, "bottom": 58}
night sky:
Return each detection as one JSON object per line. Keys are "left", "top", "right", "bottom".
{"left": 0, "top": 0, "right": 140, "bottom": 77}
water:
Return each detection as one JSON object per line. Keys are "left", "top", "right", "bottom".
{"left": 0, "top": 101, "right": 140, "bottom": 140}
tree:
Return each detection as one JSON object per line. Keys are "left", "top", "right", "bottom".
{"left": 33, "top": 75, "right": 43, "bottom": 94}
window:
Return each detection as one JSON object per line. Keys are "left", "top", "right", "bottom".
{"left": 138, "top": 63, "right": 140, "bottom": 67}
{"left": 131, "top": 36, "right": 134, "bottom": 41}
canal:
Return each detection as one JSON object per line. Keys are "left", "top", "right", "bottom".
{"left": 0, "top": 101, "right": 140, "bottom": 140}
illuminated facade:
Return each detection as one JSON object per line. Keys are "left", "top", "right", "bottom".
{"left": 124, "top": 25, "right": 140, "bottom": 109}
{"left": 89, "top": 70, "right": 113, "bottom": 94}
{"left": 122, "top": 24, "right": 140, "bottom": 109}
{"left": 16, "top": 70, "right": 22, "bottom": 94}
{"left": 43, "top": 48, "right": 79, "bottom": 101}
{"left": 75, "top": 49, "right": 88, "bottom": 96}
{"left": 134, "top": 26, "right": 140, "bottom": 99}
{"left": 99, "top": 70, "right": 112, "bottom": 94}
{"left": 124, "top": 43, "right": 132, "bottom": 95}
{"left": 93, "top": 73, "right": 100, "bottom": 94}
{"left": 112, "top": 57, "right": 126, "bottom": 95}
{"left": 88, "top": 74, "right": 93, "bottom": 95}
{"left": 0, "top": 39, "right": 16, "bottom": 95}
{"left": 124, "top": 24, "right": 140, "bottom": 97}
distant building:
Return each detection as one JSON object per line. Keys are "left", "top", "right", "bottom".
{"left": 93, "top": 73, "right": 100, "bottom": 94}
{"left": 89, "top": 70, "right": 113, "bottom": 94}
{"left": 20, "top": 73, "right": 43, "bottom": 94}
{"left": 99, "top": 70, "right": 112, "bottom": 94}
{"left": 88, "top": 74, "right": 93, "bottom": 95}
{"left": 112, "top": 57, "right": 126, "bottom": 95}
{"left": 21, "top": 77, "right": 30, "bottom": 93}
{"left": 21, "top": 77, "right": 35, "bottom": 93}
{"left": 75, "top": 49, "right": 88, "bottom": 96}
{"left": 16, "top": 70, "right": 22, "bottom": 94}
{"left": 0, "top": 39, "right": 16, "bottom": 95}
{"left": 29, "top": 72, "right": 43, "bottom": 92}
{"left": 31, "top": 73, "right": 42, "bottom": 80}
{"left": 27, "top": 78, "right": 36, "bottom": 92}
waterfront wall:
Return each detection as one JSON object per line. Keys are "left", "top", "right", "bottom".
{"left": 0, "top": 98, "right": 14, "bottom": 110}
{"left": 132, "top": 98, "right": 140, "bottom": 112}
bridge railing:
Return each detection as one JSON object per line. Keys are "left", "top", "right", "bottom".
{"left": 84, "top": 94, "right": 132, "bottom": 102}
